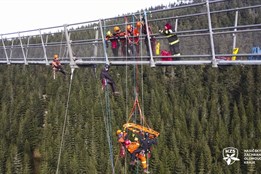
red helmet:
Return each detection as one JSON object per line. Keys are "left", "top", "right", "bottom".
{"left": 124, "top": 140, "right": 131, "bottom": 146}
{"left": 165, "top": 23, "right": 172, "bottom": 30}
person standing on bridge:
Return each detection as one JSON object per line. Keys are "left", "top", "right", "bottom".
{"left": 105, "top": 29, "right": 120, "bottom": 57}
{"left": 141, "top": 18, "right": 156, "bottom": 57}
{"left": 100, "top": 64, "right": 119, "bottom": 95}
{"left": 159, "top": 23, "right": 180, "bottom": 59}
{"left": 117, "top": 26, "right": 130, "bottom": 57}
{"left": 51, "top": 54, "right": 67, "bottom": 79}
{"left": 126, "top": 22, "right": 141, "bottom": 56}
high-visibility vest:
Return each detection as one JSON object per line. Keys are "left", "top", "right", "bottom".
{"left": 232, "top": 47, "right": 239, "bottom": 61}
{"left": 126, "top": 142, "right": 140, "bottom": 154}
{"left": 156, "top": 42, "right": 160, "bottom": 55}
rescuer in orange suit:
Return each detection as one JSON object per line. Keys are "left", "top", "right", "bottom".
{"left": 116, "top": 129, "right": 150, "bottom": 173}
{"left": 51, "top": 54, "right": 67, "bottom": 79}
{"left": 126, "top": 21, "right": 141, "bottom": 56}
{"left": 116, "top": 130, "right": 128, "bottom": 158}
{"left": 117, "top": 26, "right": 129, "bottom": 56}
{"left": 124, "top": 139, "right": 150, "bottom": 173}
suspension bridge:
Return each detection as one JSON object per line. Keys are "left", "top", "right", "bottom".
{"left": 1, "top": 1, "right": 260, "bottom": 174}
{"left": 0, "top": 0, "right": 260, "bottom": 70}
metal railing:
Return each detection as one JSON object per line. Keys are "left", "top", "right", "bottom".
{"left": 0, "top": 0, "right": 260, "bottom": 68}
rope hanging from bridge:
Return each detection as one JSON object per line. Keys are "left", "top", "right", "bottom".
{"left": 55, "top": 68, "right": 75, "bottom": 174}
{"left": 100, "top": 22, "right": 115, "bottom": 174}
{"left": 104, "top": 84, "right": 115, "bottom": 174}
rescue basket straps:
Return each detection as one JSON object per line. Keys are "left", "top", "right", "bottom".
{"left": 126, "top": 96, "right": 146, "bottom": 124}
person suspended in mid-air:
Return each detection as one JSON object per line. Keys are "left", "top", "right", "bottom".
{"left": 116, "top": 129, "right": 150, "bottom": 173}
{"left": 100, "top": 64, "right": 119, "bottom": 95}
{"left": 159, "top": 23, "right": 180, "bottom": 59}
{"left": 123, "top": 138, "right": 150, "bottom": 174}
{"left": 116, "top": 130, "right": 128, "bottom": 158}
{"left": 130, "top": 132, "right": 157, "bottom": 166}
{"left": 51, "top": 54, "right": 67, "bottom": 79}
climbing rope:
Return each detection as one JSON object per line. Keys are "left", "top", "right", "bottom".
{"left": 138, "top": 12, "right": 145, "bottom": 119}
{"left": 97, "top": 78, "right": 116, "bottom": 174}
{"left": 55, "top": 68, "right": 75, "bottom": 174}
{"left": 124, "top": 16, "right": 129, "bottom": 123}
{"left": 104, "top": 85, "right": 115, "bottom": 174}
{"left": 97, "top": 21, "right": 116, "bottom": 174}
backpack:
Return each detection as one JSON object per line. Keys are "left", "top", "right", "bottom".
{"left": 161, "top": 50, "right": 172, "bottom": 61}
{"left": 111, "top": 39, "right": 118, "bottom": 49}
{"left": 248, "top": 47, "right": 261, "bottom": 60}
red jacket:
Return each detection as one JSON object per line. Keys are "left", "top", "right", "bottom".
{"left": 52, "top": 59, "right": 61, "bottom": 69}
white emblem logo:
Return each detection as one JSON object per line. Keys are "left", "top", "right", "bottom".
{"left": 223, "top": 147, "right": 240, "bottom": 165}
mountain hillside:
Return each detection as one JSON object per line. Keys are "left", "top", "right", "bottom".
{"left": 0, "top": 64, "right": 260, "bottom": 173}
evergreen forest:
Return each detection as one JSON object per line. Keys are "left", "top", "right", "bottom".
{"left": 0, "top": 0, "right": 261, "bottom": 174}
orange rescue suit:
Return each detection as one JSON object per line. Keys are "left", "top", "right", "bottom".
{"left": 126, "top": 142, "right": 148, "bottom": 169}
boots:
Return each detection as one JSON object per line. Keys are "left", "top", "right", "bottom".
{"left": 143, "top": 168, "right": 150, "bottom": 173}
{"left": 129, "top": 160, "right": 136, "bottom": 165}
{"left": 113, "top": 91, "right": 120, "bottom": 96}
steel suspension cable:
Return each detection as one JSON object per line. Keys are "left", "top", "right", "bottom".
{"left": 105, "top": 87, "right": 115, "bottom": 174}
{"left": 95, "top": 69, "right": 115, "bottom": 174}
{"left": 132, "top": 14, "right": 140, "bottom": 174}
{"left": 139, "top": 12, "right": 145, "bottom": 121}
{"left": 124, "top": 16, "right": 129, "bottom": 174}
{"left": 125, "top": 16, "right": 129, "bottom": 123}
{"left": 99, "top": 20, "right": 115, "bottom": 173}
{"left": 55, "top": 68, "right": 75, "bottom": 174}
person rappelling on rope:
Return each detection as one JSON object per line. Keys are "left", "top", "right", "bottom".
{"left": 116, "top": 130, "right": 128, "bottom": 158}
{"left": 116, "top": 129, "right": 150, "bottom": 173}
{"left": 159, "top": 23, "right": 180, "bottom": 59}
{"left": 133, "top": 132, "right": 158, "bottom": 159}
{"left": 100, "top": 64, "right": 119, "bottom": 95}
{"left": 51, "top": 54, "right": 67, "bottom": 79}
{"left": 123, "top": 138, "right": 150, "bottom": 173}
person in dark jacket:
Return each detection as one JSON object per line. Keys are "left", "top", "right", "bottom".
{"left": 100, "top": 64, "right": 119, "bottom": 95}
{"left": 130, "top": 132, "right": 157, "bottom": 164}
{"left": 141, "top": 18, "right": 156, "bottom": 57}
{"left": 159, "top": 23, "right": 180, "bottom": 59}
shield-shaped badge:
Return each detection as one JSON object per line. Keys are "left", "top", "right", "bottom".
{"left": 223, "top": 147, "right": 240, "bottom": 165}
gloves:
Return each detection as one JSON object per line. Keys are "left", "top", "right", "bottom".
{"left": 159, "top": 30, "right": 163, "bottom": 33}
